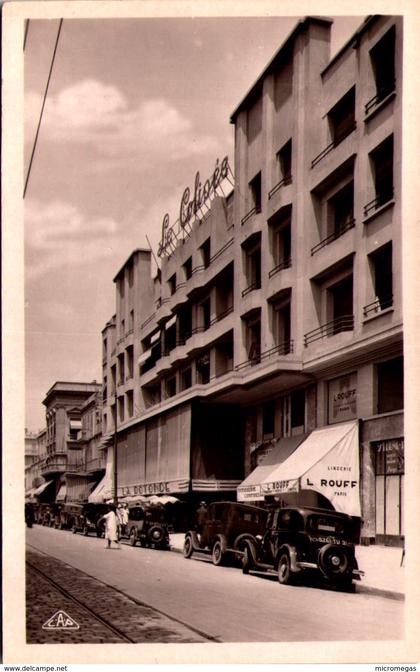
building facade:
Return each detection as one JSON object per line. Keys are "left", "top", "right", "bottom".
{"left": 101, "top": 15, "right": 403, "bottom": 544}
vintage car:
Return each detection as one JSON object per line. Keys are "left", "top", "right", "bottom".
{"left": 183, "top": 501, "right": 269, "bottom": 566}
{"left": 37, "top": 503, "right": 61, "bottom": 527}
{"left": 56, "top": 503, "right": 84, "bottom": 530}
{"left": 126, "top": 504, "right": 170, "bottom": 549}
{"left": 240, "top": 506, "right": 363, "bottom": 590}
{"left": 72, "top": 503, "right": 109, "bottom": 537}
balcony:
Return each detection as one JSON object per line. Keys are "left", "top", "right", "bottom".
{"left": 365, "top": 80, "right": 396, "bottom": 116}
{"left": 311, "top": 122, "right": 356, "bottom": 169}
{"left": 268, "top": 257, "right": 292, "bottom": 278}
{"left": 242, "top": 281, "right": 261, "bottom": 298}
{"left": 41, "top": 453, "right": 67, "bottom": 477}
{"left": 304, "top": 315, "right": 354, "bottom": 347}
{"left": 363, "top": 294, "right": 393, "bottom": 318}
{"left": 268, "top": 174, "right": 292, "bottom": 200}
{"left": 363, "top": 188, "right": 394, "bottom": 218}
{"left": 85, "top": 456, "right": 106, "bottom": 474}
{"left": 241, "top": 206, "right": 261, "bottom": 226}
{"left": 311, "top": 219, "right": 355, "bottom": 256}
{"left": 235, "top": 340, "right": 294, "bottom": 371}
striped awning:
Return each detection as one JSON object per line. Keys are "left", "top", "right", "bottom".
{"left": 32, "top": 480, "right": 54, "bottom": 496}
{"left": 56, "top": 484, "right": 67, "bottom": 501}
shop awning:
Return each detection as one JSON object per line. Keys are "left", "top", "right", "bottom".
{"left": 88, "top": 450, "right": 113, "bottom": 503}
{"left": 56, "top": 484, "right": 67, "bottom": 501}
{"left": 237, "top": 435, "right": 308, "bottom": 502}
{"left": 32, "top": 480, "right": 54, "bottom": 496}
{"left": 260, "top": 421, "right": 360, "bottom": 516}
{"left": 69, "top": 420, "right": 82, "bottom": 430}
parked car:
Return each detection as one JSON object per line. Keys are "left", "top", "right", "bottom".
{"left": 72, "top": 503, "right": 109, "bottom": 537}
{"left": 126, "top": 504, "right": 170, "bottom": 549}
{"left": 240, "top": 506, "right": 363, "bottom": 590}
{"left": 183, "top": 501, "right": 269, "bottom": 566}
{"left": 38, "top": 503, "right": 61, "bottom": 527}
{"left": 56, "top": 503, "right": 84, "bottom": 530}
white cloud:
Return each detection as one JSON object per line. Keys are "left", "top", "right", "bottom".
{"left": 24, "top": 198, "right": 122, "bottom": 280}
{"left": 26, "top": 79, "right": 221, "bottom": 162}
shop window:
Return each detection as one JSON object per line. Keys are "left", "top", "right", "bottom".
{"left": 374, "top": 437, "right": 404, "bottom": 539}
{"left": 183, "top": 257, "right": 192, "bottom": 280}
{"left": 200, "top": 239, "right": 211, "bottom": 269}
{"left": 180, "top": 367, "right": 192, "bottom": 391}
{"left": 196, "top": 352, "right": 210, "bottom": 384}
{"left": 282, "top": 390, "right": 305, "bottom": 436}
{"left": 126, "top": 390, "right": 134, "bottom": 418}
{"left": 376, "top": 356, "right": 404, "bottom": 414}
{"left": 328, "top": 87, "right": 356, "bottom": 145}
{"left": 365, "top": 242, "right": 393, "bottom": 316}
{"left": 168, "top": 274, "right": 176, "bottom": 295}
{"left": 262, "top": 401, "right": 275, "bottom": 438}
{"left": 165, "top": 376, "right": 177, "bottom": 398}
{"left": 366, "top": 27, "right": 396, "bottom": 114}
{"left": 365, "top": 135, "right": 394, "bottom": 216}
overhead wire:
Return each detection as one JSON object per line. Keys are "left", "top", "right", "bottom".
{"left": 23, "top": 18, "right": 63, "bottom": 199}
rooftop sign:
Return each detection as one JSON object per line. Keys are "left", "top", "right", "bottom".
{"left": 158, "top": 156, "right": 231, "bottom": 258}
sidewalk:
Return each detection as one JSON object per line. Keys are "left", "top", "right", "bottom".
{"left": 169, "top": 533, "right": 404, "bottom": 600}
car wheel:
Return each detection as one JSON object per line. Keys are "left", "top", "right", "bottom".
{"left": 129, "top": 529, "right": 137, "bottom": 546}
{"left": 278, "top": 552, "right": 293, "bottom": 585}
{"left": 242, "top": 545, "right": 252, "bottom": 574}
{"left": 148, "top": 525, "right": 165, "bottom": 546}
{"left": 212, "top": 540, "right": 224, "bottom": 566}
{"left": 183, "top": 535, "right": 194, "bottom": 559}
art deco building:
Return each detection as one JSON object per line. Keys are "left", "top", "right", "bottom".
{"left": 101, "top": 15, "right": 403, "bottom": 544}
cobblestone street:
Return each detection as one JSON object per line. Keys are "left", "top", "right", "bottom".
{"left": 26, "top": 548, "right": 208, "bottom": 644}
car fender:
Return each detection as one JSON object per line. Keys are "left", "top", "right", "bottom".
{"left": 233, "top": 533, "right": 259, "bottom": 552}
{"left": 185, "top": 530, "right": 201, "bottom": 550}
{"left": 276, "top": 544, "right": 301, "bottom": 573}
{"left": 241, "top": 537, "right": 258, "bottom": 564}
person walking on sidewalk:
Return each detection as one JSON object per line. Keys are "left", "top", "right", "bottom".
{"left": 99, "top": 505, "right": 121, "bottom": 550}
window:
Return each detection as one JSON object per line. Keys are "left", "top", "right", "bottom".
{"left": 328, "top": 87, "right": 356, "bottom": 145}
{"left": 196, "top": 352, "right": 210, "bottom": 384}
{"left": 215, "top": 335, "right": 234, "bottom": 377}
{"left": 118, "top": 396, "right": 125, "bottom": 423}
{"left": 242, "top": 235, "right": 261, "bottom": 296}
{"left": 183, "top": 257, "right": 192, "bottom": 280}
{"left": 367, "top": 27, "right": 396, "bottom": 114}
{"left": 117, "top": 353, "right": 125, "bottom": 385}
{"left": 168, "top": 274, "right": 176, "bottom": 295}
{"left": 165, "top": 376, "right": 177, "bottom": 398}
{"left": 246, "top": 315, "right": 261, "bottom": 364}
{"left": 200, "top": 297, "right": 211, "bottom": 331}
{"left": 269, "top": 213, "right": 291, "bottom": 275}
{"left": 126, "top": 390, "right": 134, "bottom": 418}
{"left": 180, "top": 367, "right": 192, "bottom": 391}
{"left": 111, "top": 364, "right": 117, "bottom": 395}
{"left": 200, "top": 239, "right": 211, "bottom": 269}
{"left": 129, "top": 309, "right": 134, "bottom": 332}
{"left": 365, "top": 135, "right": 394, "bottom": 215}
{"left": 249, "top": 172, "right": 262, "bottom": 214}
{"left": 102, "top": 337, "right": 107, "bottom": 361}
{"left": 277, "top": 139, "right": 292, "bottom": 184}
{"left": 120, "top": 318, "right": 125, "bottom": 338}
{"left": 271, "top": 294, "right": 291, "bottom": 353}
{"left": 328, "top": 182, "right": 354, "bottom": 237}
{"left": 126, "top": 345, "right": 134, "bottom": 379}
{"left": 329, "top": 275, "right": 354, "bottom": 335}
{"left": 262, "top": 401, "right": 275, "bottom": 438}
{"left": 377, "top": 356, "right": 403, "bottom": 413}
{"left": 164, "top": 322, "right": 176, "bottom": 354}
{"left": 178, "top": 305, "right": 192, "bottom": 343}
{"left": 366, "top": 242, "right": 393, "bottom": 315}
{"left": 103, "top": 377, "right": 107, "bottom": 403}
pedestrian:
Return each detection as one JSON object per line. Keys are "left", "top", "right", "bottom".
{"left": 99, "top": 505, "right": 121, "bottom": 549}
{"left": 117, "top": 503, "right": 129, "bottom": 537}
{"left": 196, "top": 501, "right": 207, "bottom": 535}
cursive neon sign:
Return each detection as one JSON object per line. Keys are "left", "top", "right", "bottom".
{"left": 158, "top": 156, "right": 230, "bottom": 258}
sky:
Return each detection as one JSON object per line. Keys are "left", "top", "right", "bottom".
{"left": 24, "top": 13, "right": 363, "bottom": 432}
